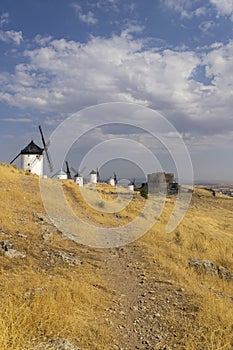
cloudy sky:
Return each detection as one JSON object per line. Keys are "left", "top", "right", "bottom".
{"left": 1, "top": 0, "right": 233, "bottom": 182}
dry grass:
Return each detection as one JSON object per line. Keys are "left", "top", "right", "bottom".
{"left": 62, "top": 180, "right": 145, "bottom": 227}
{"left": 0, "top": 164, "right": 111, "bottom": 350}
{"left": 0, "top": 271, "right": 111, "bottom": 350}
{"left": 0, "top": 163, "right": 233, "bottom": 349}
{"left": 140, "top": 189, "right": 233, "bottom": 349}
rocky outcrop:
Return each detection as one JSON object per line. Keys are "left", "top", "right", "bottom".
{"left": 53, "top": 251, "right": 83, "bottom": 266}
{"left": 41, "top": 249, "right": 82, "bottom": 267}
{"left": 0, "top": 240, "right": 26, "bottom": 258}
{"left": 188, "top": 258, "right": 233, "bottom": 281}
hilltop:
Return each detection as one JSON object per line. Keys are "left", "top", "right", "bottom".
{"left": 0, "top": 163, "right": 233, "bottom": 350}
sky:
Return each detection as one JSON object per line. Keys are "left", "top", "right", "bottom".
{"left": 1, "top": 0, "right": 233, "bottom": 182}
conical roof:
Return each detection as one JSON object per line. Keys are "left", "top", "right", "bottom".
{"left": 21, "top": 140, "right": 44, "bottom": 155}
{"left": 90, "top": 169, "right": 97, "bottom": 174}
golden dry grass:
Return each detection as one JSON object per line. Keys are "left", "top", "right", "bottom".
{"left": 0, "top": 163, "right": 233, "bottom": 349}
{"left": 140, "top": 190, "right": 233, "bottom": 350}
{"left": 0, "top": 164, "right": 111, "bottom": 350}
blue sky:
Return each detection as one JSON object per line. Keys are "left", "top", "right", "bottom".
{"left": 1, "top": 0, "right": 233, "bottom": 182}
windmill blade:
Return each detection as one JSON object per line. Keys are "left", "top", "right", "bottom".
{"left": 44, "top": 148, "right": 53, "bottom": 172}
{"left": 38, "top": 125, "right": 47, "bottom": 149}
{"left": 10, "top": 152, "right": 21, "bottom": 164}
{"left": 38, "top": 125, "right": 53, "bottom": 172}
{"left": 113, "top": 172, "right": 117, "bottom": 184}
{"left": 96, "top": 167, "right": 100, "bottom": 182}
{"left": 65, "top": 161, "right": 72, "bottom": 179}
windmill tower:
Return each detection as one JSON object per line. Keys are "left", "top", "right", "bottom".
{"left": 108, "top": 177, "right": 115, "bottom": 186}
{"left": 89, "top": 170, "right": 97, "bottom": 184}
{"left": 108, "top": 172, "right": 117, "bottom": 186}
{"left": 128, "top": 178, "right": 135, "bottom": 191}
{"left": 72, "top": 166, "right": 85, "bottom": 187}
{"left": 74, "top": 172, "right": 84, "bottom": 187}
{"left": 10, "top": 125, "right": 53, "bottom": 176}
{"left": 20, "top": 141, "right": 44, "bottom": 176}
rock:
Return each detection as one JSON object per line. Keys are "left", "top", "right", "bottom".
{"left": 17, "top": 233, "right": 28, "bottom": 239}
{"left": 0, "top": 240, "right": 25, "bottom": 258}
{"left": 34, "top": 338, "right": 81, "bottom": 350}
{"left": 217, "top": 266, "right": 233, "bottom": 281}
{"left": 0, "top": 240, "right": 14, "bottom": 251}
{"left": 188, "top": 258, "right": 217, "bottom": 275}
{"left": 35, "top": 212, "right": 52, "bottom": 225}
{"left": 42, "top": 229, "right": 54, "bottom": 242}
{"left": 4, "top": 248, "right": 26, "bottom": 259}
{"left": 17, "top": 218, "right": 27, "bottom": 225}
{"left": 53, "top": 251, "right": 82, "bottom": 266}
{"left": 188, "top": 258, "right": 233, "bottom": 281}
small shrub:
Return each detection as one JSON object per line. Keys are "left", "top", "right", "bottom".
{"left": 140, "top": 189, "right": 148, "bottom": 199}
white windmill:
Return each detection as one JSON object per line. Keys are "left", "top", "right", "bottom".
{"left": 71, "top": 165, "right": 86, "bottom": 187}
{"left": 108, "top": 172, "right": 117, "bottom": 186}
{"left": 128, "top": 178, "right": 135, "bottom": 191}
{"left": 10, "top": 125, "right": 53, "bottom": 176}
{"left": 89, "top": 168, "right": 100, "bottom": 184}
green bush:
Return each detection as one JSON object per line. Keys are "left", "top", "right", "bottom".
{"left": 140, "top": 189, "right": 148, "bottom": 199}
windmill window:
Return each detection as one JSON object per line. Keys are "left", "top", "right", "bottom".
{"left": 27, "top": 163, "right": 30, "bottom": 166}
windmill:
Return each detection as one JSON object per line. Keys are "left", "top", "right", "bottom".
{"left": 65, "top": 161, "right": 72, "bottom": 179}
{"left": 52, "top": 161, "right": 73, "bottom": 180}
{"left": 71, "top": 165, "right": 86, "bottom": 187}
{"left": 89, "top": 169, "right": 97, "bottom": 184}
{"left": 89, "top": 167, "right": 101, "bottom": 184}
{"left": 10, "top": 125, "right": 53, "bottom": 176}
{"left": 128, "top": 178, "right": 135, "bottom": 191}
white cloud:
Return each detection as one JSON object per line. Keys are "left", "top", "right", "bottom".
{"left": 0, "top": 12, "right": 9, "bottom": 27}
{"left": 71, "top": 3, "right": 98, "bottom": 24}
{"left": 0, "top": 31, "right": 199, "bottom": 114}
{"left": 194, "top": 6, "right": 206, "bottom": 16}
{"left": 94, "top": 0, "right": 120, "bottom": 12}
{"left": 34, "top": 34, "right": 53, "bottom": 46}
{"left": 209, "top": 0, "right": 233, "bottom": 19}
{"left": 0, "top": 117, "right": 32, "bottom": 122}
{"left": 162, "top": 0, "right": 206, "bottom": 19}
{"left": 0, "top": 30, "right": 23, "bottom": 45}
{"left": 1, "top": 30, "right": 233, "bottom": 145}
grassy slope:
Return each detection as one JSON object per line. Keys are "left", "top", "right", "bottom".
{"left": 140, "top": 189, "right": 233, "bottom": 349}
{"left": 0, "top": 163, "right": 233, "bottom": 349}
{"left": 0, "top": 164, "right": 111, "bottom": 350}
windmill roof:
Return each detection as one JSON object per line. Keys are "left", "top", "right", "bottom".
{"left": 21, "top": 140, "right": 44, "bottom": 155}
{"left": 90, "top": 170, "right": 97, "bottom": 174}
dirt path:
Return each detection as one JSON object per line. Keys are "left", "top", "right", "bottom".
{"left": 56, "top": 183, "right": 198, "bottom": 349}
{"left": 81, "top": 242, "right": 197, "bottom": 350}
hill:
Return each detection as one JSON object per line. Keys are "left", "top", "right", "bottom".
{"left": 0, "top": 163, "right": 232, "bottom": 350}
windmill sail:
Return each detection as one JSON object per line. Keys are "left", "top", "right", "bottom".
{"left": 65, "top": 161, "right": 72, "bottom": 179}
{"left": 10, "top": 152, "right": 21, "bottom": 164}
{"left": 113, "top": 172, "right": 117, "bottom": 185}
{"left": 38, "top": 125, "right": 53, "bottom": 172}
{"left": 96, "top": 167, "right": 100, "bottom": 182}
